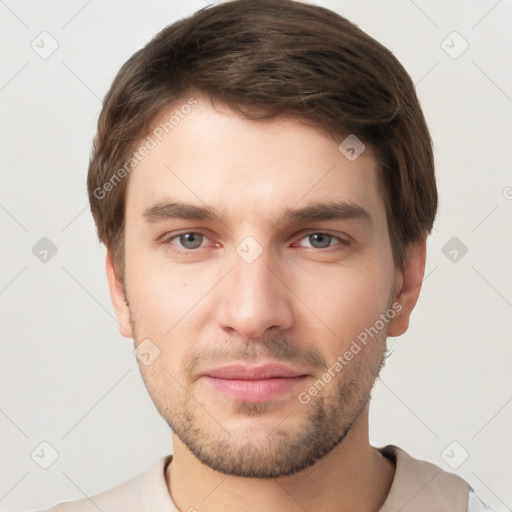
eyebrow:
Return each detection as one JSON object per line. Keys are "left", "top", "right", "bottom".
{"left": 142, "top": 199, "right": 373, "bottom": 227}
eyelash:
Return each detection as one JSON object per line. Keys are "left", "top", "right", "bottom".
{"left": 161, "top": 231, "right": 350, "bottom": 253}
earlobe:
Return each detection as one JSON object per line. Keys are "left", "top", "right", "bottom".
{"left": 387, "top": 236, "right": 427, "bottom": 337}
{"left": 105, "top": 250, "right": 134, "bottom": 339}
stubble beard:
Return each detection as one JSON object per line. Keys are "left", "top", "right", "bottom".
{"left": 127, "top": 300, "right": 390, "bottom": 478}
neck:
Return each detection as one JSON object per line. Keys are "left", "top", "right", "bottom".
{"left": 166, "top": 403, "right": 395, "bottom": 512}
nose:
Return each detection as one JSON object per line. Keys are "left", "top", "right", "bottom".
{"left": 215, "top": 245, "right": 294, "bottom": 340}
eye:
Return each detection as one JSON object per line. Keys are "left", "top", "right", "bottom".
{"left": 166, "top": 232, "right": 209, "bottom": 250}
{"left": 296, "top": 232, "right": 347, "bottom": 249}
{"left": 161, "top": 231, "right": 348, "bottom": 253}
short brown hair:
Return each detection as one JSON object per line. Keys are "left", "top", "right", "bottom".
{"left": 87, "top": 0, "right": 437, "bottom": 282}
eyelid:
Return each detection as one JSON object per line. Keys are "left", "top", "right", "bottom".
{"left": 161, "top": 229, "right": 350, "bottom": 252}
{"left": 161, "top": 230, "right": 216, "bottom": 251}
{"left": 293, "top": 230, "right": 350, "bottom": 248}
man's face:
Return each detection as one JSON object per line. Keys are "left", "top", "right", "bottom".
{"left": 111, "top": 95, "right": 406, "bottom": 478}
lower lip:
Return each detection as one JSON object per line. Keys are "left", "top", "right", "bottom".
{"left": 203, "top": 376, "right": 308, "bottom": 402}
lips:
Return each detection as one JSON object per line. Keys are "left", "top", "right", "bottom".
{"left": 200, "top": 363, "right": 310, "bottom": 402}
{"left": 201, "top": 363, "right": 309, "bottom": 380}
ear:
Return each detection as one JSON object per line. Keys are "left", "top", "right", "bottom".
{"left": 387, "top": 235, "right": 427, "bottom": 337}
{"left": 105, "top": 250, "right": 133, "bottom": 339}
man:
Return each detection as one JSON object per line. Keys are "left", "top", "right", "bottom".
{"left": 39, "top": 0, "right": 493, "bottom": 510}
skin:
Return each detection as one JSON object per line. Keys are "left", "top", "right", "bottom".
{"left": 106, "top": 94, "right": 426, "bottom": 512}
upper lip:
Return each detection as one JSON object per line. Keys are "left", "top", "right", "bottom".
{"left": 201, "top": 363, "right": 309, "bottom": 380}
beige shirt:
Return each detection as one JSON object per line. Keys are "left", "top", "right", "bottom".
{"left": 37, "top": 444, "right": 472, "bottom": 512}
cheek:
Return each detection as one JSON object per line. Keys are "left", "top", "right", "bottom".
{"left": 317, "top": 261, "right": 381, "bottom": 299}
{"left": 124, "top": 241, "right": 188, "bottom": 318}
{"left": 129, "top": 277, "right": 189, "bottom": 332}
{"left": 295, "top": 264, "right": 392, "bottom": 349}
{"left": 125, "top": 257, "right": 220, "bottom": 346}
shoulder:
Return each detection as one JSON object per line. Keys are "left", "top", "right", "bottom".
{"left": 34, "top": 472, "right": 144, "bottom": 512}
{"left": 32, "top": 455, "right": 173, "bottom": 512}
{"left": 377, "top": 445, "right": 499, "bottom": 512}
{"left": 377, "top": 444, "right": 470, "bottom": 511}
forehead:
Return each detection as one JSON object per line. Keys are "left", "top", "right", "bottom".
{"left": 124, "top": 96, "right": 385, "bottom": 229}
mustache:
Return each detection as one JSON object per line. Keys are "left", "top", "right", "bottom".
{"left": 184, "top": 335, "right": 328, "bottom": 380}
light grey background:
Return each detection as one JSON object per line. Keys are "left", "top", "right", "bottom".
{"left": 1, "top": 0, "right": 511, "bottom": 510}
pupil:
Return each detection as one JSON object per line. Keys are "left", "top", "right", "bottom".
{"left": 181, "top": 233, "right": 202, "bottom": 249}
{"left": 312, "top": 234, "right": 330, "bottom": 248}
